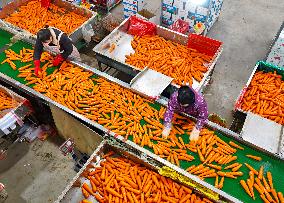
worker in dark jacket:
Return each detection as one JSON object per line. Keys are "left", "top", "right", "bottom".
{"left": 33, "top": 26, "right": 81, "bottom": 76}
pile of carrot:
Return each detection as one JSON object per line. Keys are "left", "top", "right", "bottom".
{"left": 240, "top": 165, "right": 284, "bottom": 203}
{"left": 2, "top": 47, "right": 278, "bottom": 198}
{"left": 4, "top": 1, "right": 88, "bottom": 35}
{"left": 0, "top": 90, "right": 17, "bottom": 114}
{"left": 240, "top": 71, "right": 284, "bottom": 125}
{"left": 125, "top": 35, "right": 212, "bottom": 86}
{"left": 79, "top": 152, "right": 212, "bottom": 203}
{"left": 185, "top": 133, "right": 245, "bottom": 189}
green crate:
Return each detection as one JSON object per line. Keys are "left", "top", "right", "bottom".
{"left": 256, "top": 60, "right": 284, "bottom": 79}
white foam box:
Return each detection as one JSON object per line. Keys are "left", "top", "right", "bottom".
{"left": 186, "top": 3, "right": 197, "bottom": 13}
{"left": 162, "top": 10, "right": 172, "bottom": 18}
{"left": 196, "top": 6, "right": 208, "bottom": 16}
{"left": 123, "top": 0, "right": 145, "bottom": 9}
{"left": 123, "top": 8, "right": 137, "bottom": 17}
{"left": 172, "top": 0, "right": 182, "bottom": 7}
{"left": 241, "top": 112, "right": 282, "bottom": 154}
{"left": 123, "top": 3, "right": 138, "bottom": 11}
{"left": 163, "top": 0, "right": 174, "bottom": 5}
{"left": 161, "top": 16, "right": 173, "bottom": 26}
{"left": 172, "top": 14, "right": 180, "bottom": 21}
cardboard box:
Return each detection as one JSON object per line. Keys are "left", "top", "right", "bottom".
{"left": 161, "top": 16, "right": 173, "bottom": 26}
{"left": 162, "top": 10, "right": 172, "bottom": 19}
{"left": 162, "top": 3, "right": 178, "bottom": 15}
{"left": 123, "top": 8, "right": 137, "bottom": 18}
{"left": 123, "top": 0, "right": 144, "bottom": 9}
{"left": 137, "top": 9, "right": 160, "bottom": 25}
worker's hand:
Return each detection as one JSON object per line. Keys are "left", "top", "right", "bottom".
{"left": 190, "top": 127, "right": 200, "bottom": 141}
{"left": 52, "top": 54, "right": 64, "bottom": 66}
{"left": 34, "top": 60, "right": 41, "bottom": 77}
{"left": 162, "top": 127, "right": 171, "bottom": 139}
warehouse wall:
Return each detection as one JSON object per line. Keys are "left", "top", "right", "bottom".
{"left": 50, "top": 105, "right": 103, "bottom": 155}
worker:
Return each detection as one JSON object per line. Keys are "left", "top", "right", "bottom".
{"left": 162, "top": 86, "right": 208, "bottom": 141}
{"left": 33, "top": 26, "right": 81, "bottom": 76}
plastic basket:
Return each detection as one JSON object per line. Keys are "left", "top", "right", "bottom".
{"left": 187, "top": 34, "right": 223, "bottom": 57}
{"left": 234, "top": 61, "right": 284, "bottom": 111}
{"left": 256, "top": 61, "right": 284, "bottom": 80}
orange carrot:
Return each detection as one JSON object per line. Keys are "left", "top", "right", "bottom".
{"left": 244, "top": 163, "right": 259, "bottom": 175}
{"left": 267, "top": 171, "right": 274, "bottom": 189}
{"left": 240, "top": 180, "right": 252, "bottom": 198}
{"left": 82, "top": 187, "right": 90, "bottom": 199}
{"left": 246, "top": 154, "right": 262, "bottom": 161}
{"left": 228, "top": 141, "right": 244, "bottom": 150}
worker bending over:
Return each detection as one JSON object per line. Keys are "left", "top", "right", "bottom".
{"left": 162, "top": 86, "right": 208, "bottom": 140}
{"left": 33, "top": 26, "right": 81, "bottom": 76}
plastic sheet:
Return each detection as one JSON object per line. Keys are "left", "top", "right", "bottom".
{"left": 128, "top": 16, "right": 156, "bottom": 36}
{"left": 41, "top": 0, "right": 50, "bottom": 8}
{"left": 169, "top": 19, "right": 189, "bottom": 34}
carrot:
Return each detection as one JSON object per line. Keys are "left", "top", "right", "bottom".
{"left": 246, "top": 154, "right": 262, "bottom": 161}
{"left": 229, "top": 141, "right": 244, "bottom": 150}
{"left": 218, "top": 177, "right": 224, "bottom": 189}
{"left": 82, "top": 183, "right": 95, "bottom": 196}
{"left": 106, "top": 187, "right": 123, "bottom": 198}
{"left": 214, "top": 176, "right": 219, "bottom": 187}
{"left": 81, "top": 200, "right": 92, "bottom": 203}
{"left": 161, "top": 194, "right": 178, "bottom": 203}
{"left": 260, "top": 194, "right": 270, "bottom": 203}
{"left": 143, "top": 180, "right": 153, "bottom": 193}
{"left": 244, "top": 163, "right": 259, "bottom": 175}
{"left": 94, "top": 194, "right": 104, "bottom": 203}
{"left": 217, "top": 171, "right": 237, "bottom": 178}
{"left": 126, "top": 191, "right": 134, "bottom": 203}
{"left": 131, "top": 192, "right": 139, "bottom": 203}
{"left": 240, "top": 180, "right": 252, "bottom": 198}
{"left": 224, "top": 163, "right": 239, "bottom": 170}
{"left": 247, "top": 179, "right": 255, "bottom": 200}
{"left": 278, "top": 192, "right": 284, "bottom": 203}
{"left": 180, "top": 194, "right": 191, "bottom": 203}
{"left": 82, "top": 187, "right": 90, "bottom": 199}
{"left": 231, "top": 164, "right": 242, "bottom": 172}
{"left": 271, "top": 189, "right": 279, "bottom": 203}
{"left": 264, "top": 190, "right": 274, "bottom": 202}
{"left": 197, "top": 147, "right": 205, "bottom": 162}
{"left": 267, "top": 171, "right": 274, "bottom": 189}
{"left": 186, "top": 165, "right": 196, "bottom": 173}
{"left": 121, "top": 187, "right": 127, "bottom": 202}
{"left": 90, "top": 179, "right": 97, "bottom": 193}
{"left": 207, "top": 164, "right": 222, "bottom": 171}
{"left": 254, "top": 183, "right": 264, "bottom": 194}
{"left": 152, "top": 175, "right": 160, "bottom": 188}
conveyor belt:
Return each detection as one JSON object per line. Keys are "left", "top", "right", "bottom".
{"left": 0, "top": 41, "right": 283, "bottom": 203}
{"left": 0, "top": 28, "right": 13, "bottom": 50}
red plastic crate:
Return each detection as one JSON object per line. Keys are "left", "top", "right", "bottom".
{"left": 187, "top": 34, "right": 223, "bottom": 57}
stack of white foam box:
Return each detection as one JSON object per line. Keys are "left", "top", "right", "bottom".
{"left": 162, "top": 0, "right": 223, "bottom": 34}
{"left": 123, "top": 0, "right": 145, "bottom": 19}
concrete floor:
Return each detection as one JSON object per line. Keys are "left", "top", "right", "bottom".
{"left": 1, "top": 1, "right": 284, "bottom": 203}
{"left": 205, "top": 0, "right": 284, "bottom": 125}
{"left": 0, "top": 137, "right": 76, "bottom": 203}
